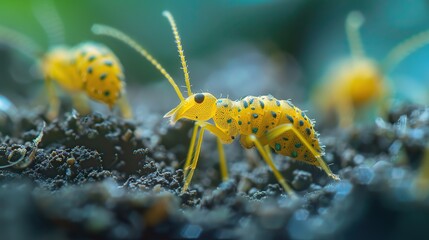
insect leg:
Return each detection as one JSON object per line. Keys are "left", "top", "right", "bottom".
{"left": 184, "top": 124, "right": 199, "bottom": 178}
{"left": 182, "top": 125, "right": 206, "bottom": 193}
{"left": 336, "top": 98, "right": 354, "bottom": 128}
{"left": 264, "top": 124, "right": 340, "bottom": 181}
{"left": 71, "top": 92, "right": 91, "bottom": 115}
{"left": 45, "top": 78, "right": 60, "bottom": 120}
{"left": 116, "top": 95, "right": 133, "bottom": 119}
{"left": 182, "top": 122, "right": 232, "bottom": 192}
{"left": 248, "top": 135, "right": 297, "bottom": 198}
{"left": 196, "top": 122, "right": 232, "bottom": 181}
{"left": 264, "top": 145, "right": 273, "bottom": 162}
{"left": 217, "top": 137, "right": 228, "bottom": 181}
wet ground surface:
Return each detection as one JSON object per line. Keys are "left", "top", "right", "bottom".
{"left": 0, "top": 103, "right": 429, "bottom": 239}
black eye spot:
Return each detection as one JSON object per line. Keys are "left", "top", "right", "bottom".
{"left": 194, "top": 93, "right": 205, "bottom": 103}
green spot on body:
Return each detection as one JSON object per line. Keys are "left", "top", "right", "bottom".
{"left": 271, "top": 111, "right": 277, "bottom": 118}
{"left": 243, "top": 101, "right": 249, "bottom": 108}
{"left": 227, "top": 119, "right": 232, "bottom": 123}
{"left": 88, "top": 55, "right": 96, "bottom": 62}
{"left": 287, "top": 115, "right": 294, "bottom": 123}
{"left": 238, "top": 120, "right": 242, "bottom": 125}
{"left": 252, "top": 114, "right": 258, "bottom": 119}
{"left": 282, "top": 137, "right": 289, "bottom": 141}
{"left": 100, "top": 73, "right": 107, "bottom": 80}
{"left": 291, "top": 151, "right": 298, "bottom": 158}
{"left": 275, "top": 143, "right": 281, "bottom": 151}
{"left": 295, "top": 143, "right": 302, "bottom": 148}
{"left": 299, "top": 120, "right": 304, "bottom": 126}
{"left": 252, "top": 128, "right": 258, "bottom": 134}
{"left": 259, "top": 100, "right": 265, "bottom": 109}
{"left": 104, "top": 60, "right": 113, "bottom": 66}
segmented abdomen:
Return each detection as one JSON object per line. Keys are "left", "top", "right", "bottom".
{"left": 214, "top": 95, "right": 323, "bottom": 166}
{"left": 43, "top": 42, "right": 125, "bottom": 108}
{"left": 74, "top": 42, "right": 125, "bottom": 107}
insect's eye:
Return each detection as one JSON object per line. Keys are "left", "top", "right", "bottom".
{"left": 194, "top": 93, "right": 205, "bottom": 103}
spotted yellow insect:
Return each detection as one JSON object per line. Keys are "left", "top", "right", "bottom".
{"left": 42, "top": 42, "right": 132, "bottom": 119}
{"left": 93, "top": 11, "right": 339, "bottom": 196}
{"left": 314, "top": 11, "right": 429, "bottom": 128}
{"left": 0, "top": 1, "right": 132, "bottom": 120}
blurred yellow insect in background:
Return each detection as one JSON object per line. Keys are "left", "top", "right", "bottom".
{"left": 0, "top": 1, "right": 132, "bottom": 120}
{"left": 92, "top": 11, "right": 339, "bottom": 197}
{"left": 42, "top": 42, "right": 131, "bottom": 119}
{"left": 313, "top": 11, "right": 429, "bottom": 128}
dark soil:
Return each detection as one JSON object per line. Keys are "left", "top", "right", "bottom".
{"left": 1, "top": 104, "right": 429, "bottom": 240}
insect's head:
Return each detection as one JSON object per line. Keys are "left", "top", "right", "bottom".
{"left": 337, "top": 58, "right": 384, "bottom": 106}
{"left": 164, "top": 92, "right": 217, "bottom": 124}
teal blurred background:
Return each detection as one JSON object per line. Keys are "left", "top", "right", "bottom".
{"left": 0, "top": 0, "right": 428, "bottom": 112}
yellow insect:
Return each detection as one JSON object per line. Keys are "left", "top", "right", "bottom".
{"left": 314, "top": 11, "right": 429, "bottom": 128}
{"left": 92, "top": 11, "right": 339, "bottom": 196}
{"left": 42, "top": 42, "right": 132, "bottom": 119}
{"left": 0, "top": 1, "right": 132, "bottom": 120}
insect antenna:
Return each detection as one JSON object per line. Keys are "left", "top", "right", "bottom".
{"left": 33, "top": 0, "right": 65, "bottom": 46}
{"left": 92, "top": 24, "right": 185, "bottom": 101}
{"left": 162, "top": 11, "right": 192, "bottom": 96}
{"left": 0, "top": 25, "right": 43, "bottom": 59}
{"left": 345, "top": 11, "right": 365, "bottom": 58}
{"left": 383, "top": 29, "right": 429, "bottom": 72}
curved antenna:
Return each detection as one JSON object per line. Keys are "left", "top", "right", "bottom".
{"left": 345, "top": 11, "right": 365, "bottom": 58}
{"left": 92, "top": 24, "right": 185, "bottom": 101}
{"left": 33, "top": 0, "right": 65, "bottom": 46}
{"left": 383, "top": 29, "right": 429, "bottom": 72}
{"left": 0, "top": 25, "right": 42, "bottom": 58}
{"left": 162, "top": 11, "right": 192, "bottom": 96}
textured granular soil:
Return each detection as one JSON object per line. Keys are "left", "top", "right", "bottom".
{"left": 0, "top": 104, "right": 429, "bottom": 239}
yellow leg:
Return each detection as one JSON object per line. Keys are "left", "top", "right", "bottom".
{"left": 116, "top": 94, "right": 133, "bottom": 119}
{"left": 264, "top": 145, "right": 273, "bottom": 162}
{"left": 184, "top": 124, "right": 199, "bottom": 178}
{"left": 336, "top": 98, "right": 354, "bottom": 128}
{"left": 263, "top": 124, "right": 340, "bottom": 181}
{"left": 182, "top": 121, "right": 232, "bottom": 192}
{"left": 182, "top": 126, "right": 206, "bottom": 193}
{"left": 45, "top": 78, "right": 60, "bottom": 120}
{"left": 217, "top": 137, "right": 228, "bottom": 181}
{"left": 71, "top": 93, "right": 91, "bottom": 115}
{"left": 248, "top": 135, "right": 297, "bottom": 198}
